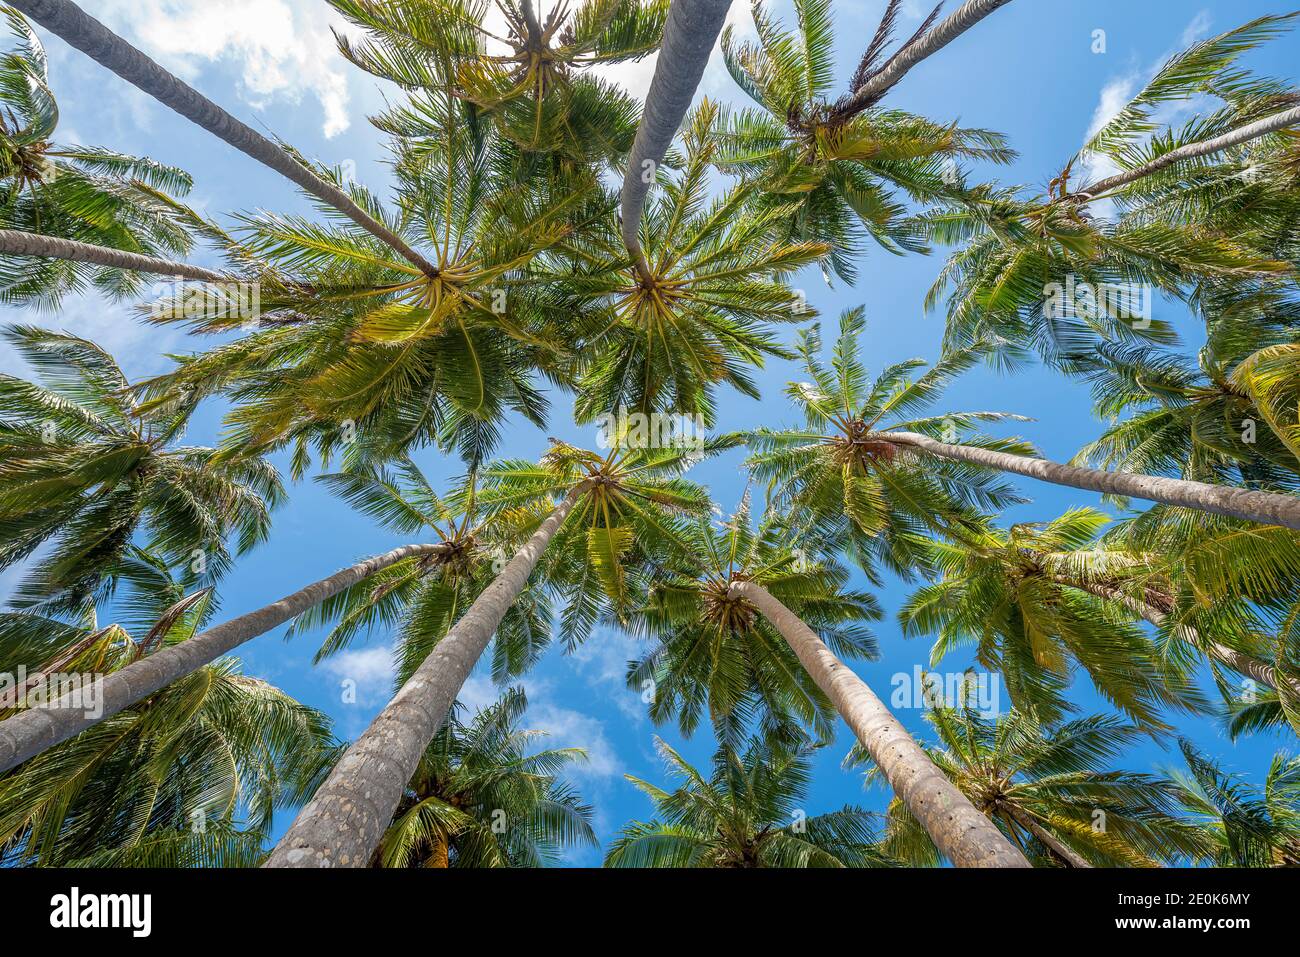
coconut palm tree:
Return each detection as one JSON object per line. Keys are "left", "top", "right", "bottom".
{"left": 1169, "top": 740, "right": 1300, "bottom": 866}
{"left": 898, "top": 509, "right": 1206, "bottom": 728}
{"left": 329, "top": 0, "right": 666, "bottom": 164}
{"left": 605, "top": 735, "right": 892, "bottom": 867}
{"left": 742, "top": 306, "right": 1029, "bottom": 576}
{"left": 0, "top": 326, "right": 282, "bottom": 613}
{"left": 266, "top": 436, "right": 713, "bottom": 867}
{"left": 851, "top": 707, "right": 1209, "bottom": 867}
{"left": 376, "top": 686, "right": 595, "bottom": 867}
{"left": 0, "top": 6, "right": 201, "bottom": 303}
{"left": 628, "top": 497, "right": 879, "bottom": 746}
{"left": 0, "top": 552, "right": 339, "bottom": 866}
{"left": 554, "top": 99, "right": 825, "bottom": 421}
{"left": 714, "top": 0, "right": 1014, "bottom": 281}
{"left": 10, "top": 0, "right": 438, "bottom": 275}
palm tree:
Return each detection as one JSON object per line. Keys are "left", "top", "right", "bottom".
{"left": 898, "top": 509, "right": 1205, "bottom": 728}
{"left": 742, "top": 306, "right": 1029, "bottom": 576}
{"left": 377, "top": 687, "right": 596, "bottom": 867}
{"left": 1169, "top": 740, "right": 1300, "bottom": 866}
{"left": 266, "top": 437, "right": 712, "bottom": 867}
{"left": 620, "top": 0, "right": 732, "bottom": 280}
{"left": 852, "top": 707, "right": 1209, "bottom": 867}
{"left": 0, "top": 553, "right": 339, "bottom": 866}
{"left": 10, "top": 0, "right": 438, "bottom": 275}
{"left": 330, "top": 0, "right": 667, "bottom": 164}
{"left": 555, "top": 100, "right": 825, "bottom": 421}
{"left": 714, "top": 0, "right": 1014, "bottom": 281}
{"left": 0, "top": 5, "right": 203, "bottom": 303}
{"left": 0, "top": 326, "right": 282, "bottom": 612}
{"left": 606, "top": 735, "right": 891, "bottom": 867}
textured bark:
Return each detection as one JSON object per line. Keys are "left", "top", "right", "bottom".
{"left": 878, "top": 430, "right": 1300, "bottom": 530}
{"left": 839, "top": 0, "right": 1015, "bottom": 114}
{"left": 620, "top": 0, "right": 732, "bottom": 280}
{"left": 1080, "top": 104, "right": 1300, "bottom": 198}
{"left": 1065, "top": 578, "right": 1298, "bottom": 698}
{"left": 729, "top": 580, "right": 1030, "bottom": 868}
{"left": 0, "top": 228, "right": 226, "bottom": 283}
{"left": 265, "top": 486, "right": 587, "bottom": 868}
{"left": 0, "top": 544, "right": 446, "bottom": 773}
{"left": 10, "top": 0, "right": 438, "bottom": 277}
{"left": 1007, "top": 807, "right": 1092, "bottom": 868}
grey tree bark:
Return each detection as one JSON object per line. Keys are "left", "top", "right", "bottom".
{"left": 0, "top": 228, "right": 226, "bottom": 282}
{"left": 620, "top": 0, "right": 732, "bottom": 281}
{"left": 10, "top": 0, "right": 438, "bottom": 277}
{"left": 265, "top": 486, "right": 587, "bottom": 868}
{"left": 1080, "top": 104, "right": 1300, "bottom": 198}
{"left": 1007, "top": 807, "right": 1092, "bottom": 868}
{"left": 877, "top": 430, "right": 1300, "bottom": 530}
{"left": 728, "top": 579, "right": 1031, "bottom": 868}
{"left": 0, "top": 544, "right": 445, "bottom": 773}
{"left": 839, "top": 0, "right": 1015, "bottom": 114}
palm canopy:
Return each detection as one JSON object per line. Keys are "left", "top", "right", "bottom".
{"left": 713, "top": 0, "right": 1014, "bottom": 283}
{"left": 851, "top": 707, "right": 1208, "bottom": 867}
{"left": 1169, "top": 739, "right": 1300, "bottom": 866}
{"left": 0, "top": 5, "right": 195, "bottom": 305}
{"left": 330, "top": 0, "right": 666, "bottom": 163}
{"left": 606, "top": 735, "right": 891, "bottom": 867}
{"left": 376, "top": 686, "right": 595, "bottom": 867}
{"left": 551, "top": 100, "right": 824, "bottom": 422}
{"left": 0, "top": 326, "right": 281, "bottom": 614}
{"left": 286, "top": 457, "right": 555, "bottom": 685}
{"left": 741, "top": 306, "right": 1028, "bottom": 578}
{"left": 898, "top": 508, "right": 1206, "bottom": 730}
{"left": 0, "top": 554, "right": 337, "bottom": 866}
{"left": 923, "top": 15, "right": 1298, "bottom": 369}
{"left": 627, "top": 497, "right": 879, "bottom": 746}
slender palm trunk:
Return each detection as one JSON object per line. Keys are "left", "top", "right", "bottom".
{"left": 839, "top": 0, "right": 1015, "bottom": 114}
{"left": 728, "top": 580, "right": 1030, "bottom": 868}
{"left": 1081, "top": 104, "right": 1300, "bottom": 198}
{"left": 266, "top": 486, "right": 587, "bottom": 868}
{"left": 877, "top": 430, "right": 1300, "bottom": 530}
{"left": 0, "top": 544, "right": 445, "bottom": 774}
{"left": 10, "top": 0, "right": 438, "bottom": 277}
{"left": 0, "top": 228, "right": 226, "bottom": 282}
{"left": 1064, "top": 578, "right": 1298, "bottom": 698}
{"left": 620, "top": 0, "right": 732, "bottom": 281}
{"left": 1007, "top": 807, "right": 1092, "bottom": 868}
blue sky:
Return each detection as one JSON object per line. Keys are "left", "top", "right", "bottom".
{"left": 3, "top": 0, "right": 1298, "bottom": 865}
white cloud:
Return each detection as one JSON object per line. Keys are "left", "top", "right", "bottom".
{"left": 318, "top": 644, "right": 397, "bottom": 705}
{"left": 87, "top": 0, "right": 354, "bottom": 138}
{"left": 527, "top": 700, "right": 621, "bottom": 780}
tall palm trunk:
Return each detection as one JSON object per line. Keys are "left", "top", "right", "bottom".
{"left": 839, "top": 0, "right": 1015, "bottom": 114}
{"left": 1081, "top": 104, "right": 1300, "bottom": 198}
{"left": 1064, "top": 578, "right": 1299, "bottom": 698}
{"left": 877, "top": 430, "right": 1300, "bottom": 530}
{"left": 0, "top": 228, "right": 225, "bottom": 282}
{"left": 620, "top": 0, "right": 732, "bottom": 281}
{"left": 0, "top": 543, "right": 445, "bottom": 773}
{"left": 727, "top": 580, "right": 1031, "bottom": 868}
{"left": 266, "top": 486, "right": 587, "bottom": 868}
{"left": 10, "top": 0, "right": 438, "bottom": 277}
{"left": 1007, "top": 807, "right": 1092, "bottom": 868}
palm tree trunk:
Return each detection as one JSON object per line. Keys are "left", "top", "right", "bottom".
{"left": 728, "top": 580, "right": 1031, "bottom": 868}
{"left": 265, "top": 486, "right": 587, "bottom": 868}
{"left": 877, "top": 430, "right": 1300, "bottom": 530}
{"left": 1080, "top": 104, "right": 1300, "bottom": 198}
{"left": 620, "top": 0, "right": 732, "bottom": 281}
{"left": 10, "top": 0, "right": 438, "bottom": 277}
{"left": 0, "top": 228, "right": 226, "bottom": 282}
{"left": 0, "top": 543, "right": 446, "bottom": 774}
{"left": 1064, "top": 578, "right": 1298, "bottom": 698}
{"left": 838, "top": 0, "right": 1015, "bottom": 115}
{"left": 1007, "top": 807, "right": 1092, "bottom": 868}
